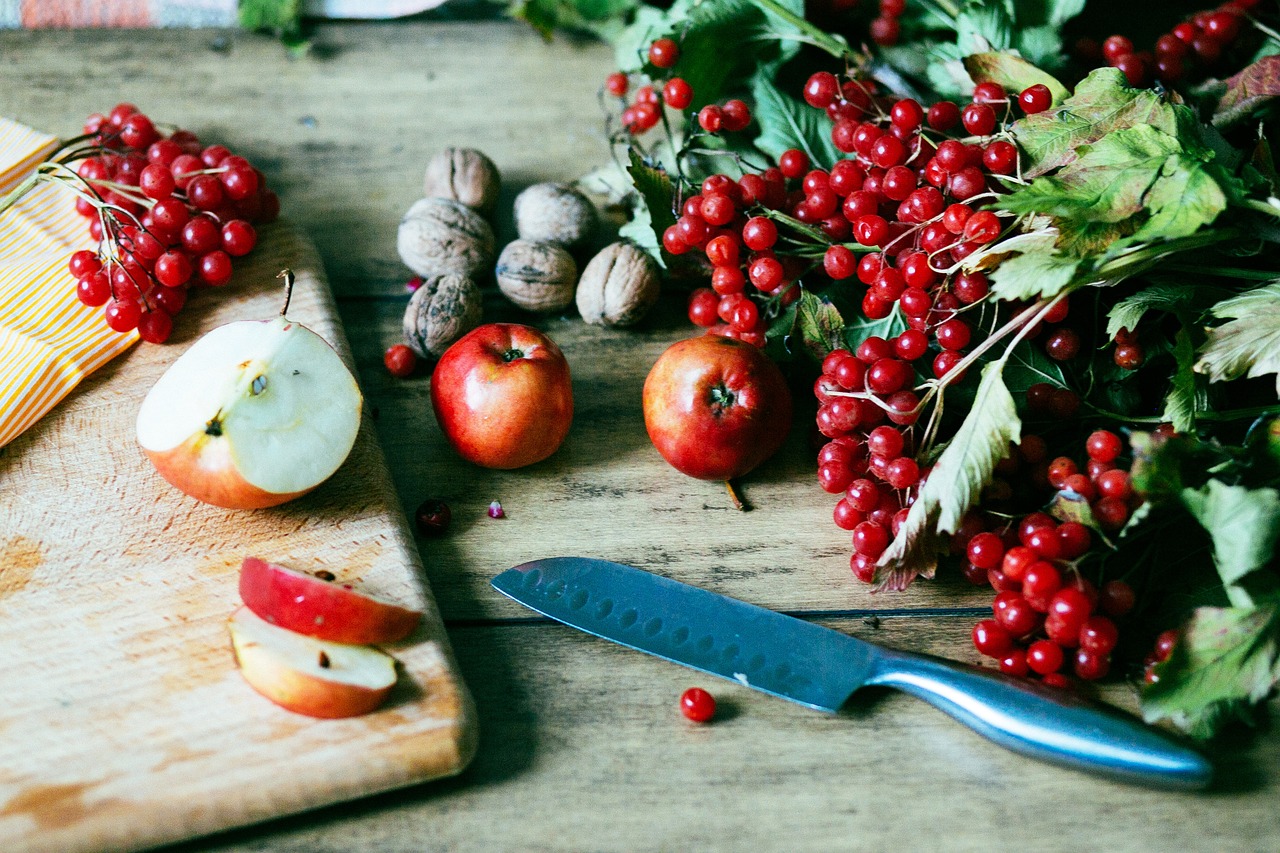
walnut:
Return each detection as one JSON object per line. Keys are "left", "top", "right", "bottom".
{"left": 495, "top": 239, "right": 578, "bottom": 313}
{"left": 402, "top": 273, "right": 483, "bottom": 358}
{"left": 397, "top": 197, "right": 494, "bottom": 280}
{"left": 423, "top": 147, "right": 501, "bottom": 214}
{"left": 513, "top": 182, "right": 597, "bottom": 248}
{"left": 575, "top": 241, "right": 661, "bottom": 328}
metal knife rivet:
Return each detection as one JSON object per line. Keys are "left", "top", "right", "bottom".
{"left": 594, "top": 599, "right": 613, "bottom": 619}
{"left": 671, "top": 627, "right": 690, "bottom": 645}
{"left": 643, "top": 618, "right": 662, "bottom": 637}
{"left": 545, "top": 580, "right": 567, "bottom": 600}
{"left": 568, "top": 589, "right": 589, "bottom": 610}
{"left": 618, "top": 609, "right": 638, "bottom": 629}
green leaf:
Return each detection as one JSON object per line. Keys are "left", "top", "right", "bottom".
{"left": 618, "top": 0, "right": 803, "bottom": 110}
{"left": 1163, "top": 324, "right": 1199, "bottom": 434}
{"left": 239, "top": 0, "right": 300, "bottom": 31}
{"left": 793, "top": 290, "right": 845, "bottom": 361}
{"left": 840, "top": 303, "right": 908, "bottom": 351}
{"left": 1125, "top": 156, "right": 1229, "bottom": 244}
{"left": 1011, "top": 68, "right": 1184, "bottom": 177}
{"left": 1106, "top": 281, "right": 1216, "bottom": 338}
{"left": 963, "top": 52, "right": 1068, "bottom": 104}
{"left": 877, "top": 363, "right": 1021, "bottom": 589}
{"left": 1214, "top": 56, "right": 1280, "bottom": 129}
{"left": 1003, "top": 337, "right": 1066, "bottom": 400}
{"left": 1180, "top": 480, "right": 1280, "bottom": 588}
{"left": 1195, "top": 281, "right": 1280, "bottom": 395}
{"left": 1013, "top": 26, "right": 1065, "bottom": 69}
{"left": 956, "top": 0, "right": 1013, "bottom": 54}
{"left": 1044, "top": 0, "right": 1086, "bottom": 27}
{"left": 750, "top": 66, "right": 841, "bottom": 169}
{"left": 987, "top": 232, "right": 1081, "bottom": 300}
{"left": 622, "top": 149, "right": 677, "bottom": 268}
{"left": 1142, "top": 603, "right": 1280, "bottom": 739}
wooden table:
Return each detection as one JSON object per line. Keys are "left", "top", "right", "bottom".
{"left": 2, "top": 20, "right": 1277, "bottom": 852}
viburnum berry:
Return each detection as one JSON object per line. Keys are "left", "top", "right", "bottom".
{"left": 697, "top": 105, "right": 723, "bottom": 133}
{"left": 1019, "top": 84, "right": 1053, "bottom": 114}
{"left": 648, "top": 38, "right": 680, "bottom": 68}
{"left": 680, "top": 687, "right": 716, "bottom": 722}
{"left": 605, "top": 72, "right": 628, "bottom": 97}
{"left": 384, "top": 344, "right": 417, "bottom": 378}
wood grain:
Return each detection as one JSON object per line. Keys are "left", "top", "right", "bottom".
{"left": 0, "top": 19, "right": 1277, "bottom": 853}
{"left": 0, "top": 224, "right": 474, "bottom": 853}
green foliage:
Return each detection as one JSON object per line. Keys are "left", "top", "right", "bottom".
{"left": 1163, "top": 324, "right": 1200, "bottom": 434}
{"left": 1143, "top": 603, "right": 1280, "bottom": 739}
{"left": 793, "top": 290, "right": 845, "bottom": 361}
{"left": 619, "top": 149, "right": 677, "bottom": 267}
{"left": 1214, "top": 56, "right": 1280, "bottom": 129}
{"left": 1181, "top": 480, "right": 1280, "bottom": 590}
{"left": 962, "top": 52, "right": 1067, "bottom": 103}
{"left": 1195, "top": 281, "right": 1280, "bottom": 395}
{"left": 751, "top": 67, "right": 841, "bottom": 169}
{"left": 239, "top": 0, "right": 301, "bottom": 31}
{"left": 509, "top": 0, "right": 640, "bottom": 40}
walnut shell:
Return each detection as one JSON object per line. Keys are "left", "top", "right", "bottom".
{"left": 397, "top": 197, "right": 494, "bottom": 280}
{"left": 495, "top": 239, "right": 578, "bottom": 313}
{"left": 423, "top": 147, "right": 501, "bottom": 214}
{"left": 575, "top": 242, "right": 661, "bottom": 328}
{"left": 403, "top": 273, "right": 483, "bottom": 358}
{"left": 513, "top": 182, "right": 597, "bottom": 248}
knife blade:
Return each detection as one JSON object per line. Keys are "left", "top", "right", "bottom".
{"left": 492, "top": 557, "right": 1212, "bottom": 790}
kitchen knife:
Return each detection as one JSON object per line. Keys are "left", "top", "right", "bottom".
{"left": 492, "top": 557, "right": 1212, "bottom": 790}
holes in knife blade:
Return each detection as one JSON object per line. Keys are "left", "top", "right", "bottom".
{"left": 696, "top": 635, "right": 714, "bottom": 653}
{"left": 594, "top": 599, "right": 613, "bottom": 619}
{"left": 722, "top": 643, "right": 740, "bottom": 662}
{"left": 522, "top": 569, "right": 541, "bottom": 590}
{"left": 747, "top": 654, "right": 766, "bottom": 671}
{"left": 643, "top": 618, "right": 662, "bottom": 637}
{"left": 544, "top": 580, "right": 567, "bottom": 600}
{"left": 672, "top": 627, "right": 690, "bottom": 645}
{"left": 568, "top": 589, "right": 589, "bottom": 610}
{"left": 618, "top": 609, "right": 638, "bottom": 629}
{"left": 773, "top": 663, "right": 792, "bottom": 681}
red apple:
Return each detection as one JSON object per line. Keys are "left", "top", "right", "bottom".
{"left": 238, "top": 557, "right": 422, "bottom": 645}
{"left": 228, "top": 607, "right": 398, "bottom": 719}
{"left": 642, "top": 335, "right": 792, "bottom": 480}
{"left": 430, "top": 323, "right": 573, "bottom": 468}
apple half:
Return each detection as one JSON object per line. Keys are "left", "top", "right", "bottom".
{"left": 239, "top": 556, "right": 422, "bottom": 645}
{"left": 136, "top": 313, "right": 362, "bottom": 510}
{"left": 228, "top": 607, "right": 398, "bottom": 718}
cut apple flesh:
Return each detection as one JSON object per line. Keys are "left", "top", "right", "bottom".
{"left": 228, "top": 607, "right": 397, "bottom": 718}
{"left": 239, "top": 556, "right": 422, "bottom": 645}
{"left": 136, "top": 316, "right": 362, "bottom": 507}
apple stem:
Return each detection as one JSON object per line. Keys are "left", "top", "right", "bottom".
{"left": 277, "top": 268, "right": 295, "bottom": 316}
{"left": 725, "top": 480, "right": 749, "bottom": 512}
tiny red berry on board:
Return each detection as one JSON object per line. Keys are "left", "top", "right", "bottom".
{"left": 384, "top": 343, "right": 417, "bottom": 378}
{"left": 680, "top": 687, "right": 716, "bottom": 722}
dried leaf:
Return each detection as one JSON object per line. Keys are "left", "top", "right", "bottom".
{"left": 1214, "top": 56, "right": 1280, "bottom": 129}
{"left": 1195, "top": 281, "right": 1280, "bottom": 394}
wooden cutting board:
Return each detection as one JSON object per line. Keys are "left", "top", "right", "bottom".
{"left": 0, "top": 222, "right": 476, "bottom": 853}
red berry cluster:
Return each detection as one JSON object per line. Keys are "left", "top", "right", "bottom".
{"left": 607, "top": 39, "right": 754, "bottom": 137}
{"left": 870, "top": 0, "right": 906, "bottom": 47}
{"left": 1078, "top": 0, "right": 1261, "bottom": 86}
{"left": 959, "top": 429, "right": 1143, "bottom": 685}
{"left": 68, "top": 103, "right": 277, "bottom": 343}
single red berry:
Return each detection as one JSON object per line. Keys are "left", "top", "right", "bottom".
{"left": 973, "top": 619, "right": 1013, "bottom": 657}
{"left": 648, "top": 38, "right": 680, "bottom": 69}
{"left": 605, "top": 72, "right": 628, "bottom": 97}
{"left": 961, "top": 102, "right": 997, "bottom": 136}
{"left": 680, "top": 687, "right": 716, "bottom": 722}
{"left": 1018, "top": 84, "right": 1053, "bottom": 114}
{"left": 384, "top": 343, "right": 417, "bottom": 378}
{"left": 697, "top": 105, "right": 723, "bottom": 133}
{"left": 1086, "top": 430, "right": 1123, "bottom": 463}
{"left": 663, "top": 77, "right": 693, "bottom": 110}
{"left": 778, "top": 148, "right": 810, "bottom": 179}
{"left": 137, "top": 309, "right": 174, "bottom": 344}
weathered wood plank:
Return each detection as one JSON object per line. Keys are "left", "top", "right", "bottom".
{"left": 169, "top": 619, "right": 1280, "bottom": 853}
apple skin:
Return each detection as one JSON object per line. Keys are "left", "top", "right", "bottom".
{"left": 642, "top": 335, "right": 792, "bottom": 480}
{"left": 145, "top": 437, "right": 309, "bottom": 510}
{"left": 430, "top": 323, "right": 573, "bottom": 469}
{"left": 239, "top": 557, "right": 422, "bottom": 645}
{"left": 228, "top": 607, "right": 398, "bottom": 719}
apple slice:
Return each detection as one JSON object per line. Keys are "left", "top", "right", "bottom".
{"left": 239, "top": 556, "right": 422, "bottom": 644}
{"left": 228, "top": 607, "right": 398, "bottom": 718}
{"left": 136, "top": 272, "right": 362, "bottom": 510}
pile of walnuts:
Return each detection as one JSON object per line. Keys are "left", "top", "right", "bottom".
{"left": 394, "top": 147, "right": 663, "bottom": 369}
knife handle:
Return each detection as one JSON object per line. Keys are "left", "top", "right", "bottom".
{"left": 866, "top": 649, "right": 1212, "bottom": 790}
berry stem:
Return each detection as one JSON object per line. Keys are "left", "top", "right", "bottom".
{"left": 748, "top": 0, "right": 857, "bottom": 60}
{"left": 725, "top": 480, "right": 750, "bottom": 512}
{"left": 278, "top": 269, "right": 296, "bottom": 316}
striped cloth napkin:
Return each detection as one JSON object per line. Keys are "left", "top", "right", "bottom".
{"left": 0, "top": 117, "right": 138, "bottom": 448}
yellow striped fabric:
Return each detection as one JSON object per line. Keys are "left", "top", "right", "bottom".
{"left": 0, "top": 117, "right": 138, "bottom": 448}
